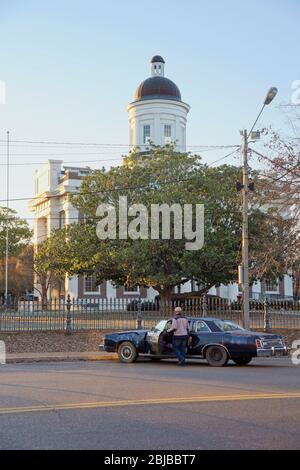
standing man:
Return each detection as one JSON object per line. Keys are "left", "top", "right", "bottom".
{"left": 167, "top": 306, "right": 189, "bottom": 365}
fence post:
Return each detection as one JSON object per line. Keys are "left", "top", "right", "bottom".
{"left": 202, "top": 294, "right": 208, "bottom": 317}
{"left": 136, "top": 297, "right": 142, "bottom": 330}
{"left": 66, "top": 294, "right": 72, "bottom": 335}
{"left": 264, "top": 300, "right": 270, "bottom": 333}
{"left": 228, "top": 299, "right": 232, "bottom": 321}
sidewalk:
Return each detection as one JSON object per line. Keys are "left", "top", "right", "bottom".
{"left": 6, "top": 351, "right": 118, "bottom": 364}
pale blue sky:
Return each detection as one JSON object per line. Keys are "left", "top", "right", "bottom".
{"left": 0, "top": 0, "right": 299, "bottom": 221}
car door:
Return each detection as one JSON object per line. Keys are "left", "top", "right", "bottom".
{"left": 146, "top": 320, "right": 169, "bottom": 355}
{"left": 188, "top": 320, "right": 212, "bottom": 355}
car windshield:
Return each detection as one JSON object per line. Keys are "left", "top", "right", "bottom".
{"left": 214, "top": 320, "right": 246, "bottom": 332}
{"left": 153, "top": 320, "right": 168, "bottom": 332}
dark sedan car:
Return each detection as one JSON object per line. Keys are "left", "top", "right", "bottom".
{"left": 101, "top": 317, "right": 289, "bottom": 366}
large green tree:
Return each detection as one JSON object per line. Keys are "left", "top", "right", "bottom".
{"left": 33, "top": 229, "right": 72, "bottom": 302}
{"left": 62, "top": 146, "right": 295, "bottom": 306}
{"left": 0, "top": 207, "right": 32, "bottom": 260}
{"left": 0, "top": 245, "right": 34, "bottom": 297}
{"left": 0, "top": 207, "right": 32, "bottom": 296}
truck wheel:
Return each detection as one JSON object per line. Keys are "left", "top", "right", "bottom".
{"left": 205, "top": 345, "right": 229, "bottom": 367}
{"left": 118, "top": 342, "right": 138, "bottom": 363}
{"left": 233, "top": 356, "right": 252, "bottom": 366}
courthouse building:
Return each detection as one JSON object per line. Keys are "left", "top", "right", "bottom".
{"left": 30, "top": 56, "right": 293, "bottom": 301}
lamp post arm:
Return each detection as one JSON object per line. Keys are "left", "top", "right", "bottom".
{"left": 248, "top": 104, "right": 266, "bottom": 137}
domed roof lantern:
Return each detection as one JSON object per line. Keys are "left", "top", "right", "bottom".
{"left": 134, "top": 56, "right": 181, "bottom": 102}
{"left": 151, "top": 55, "right": 165, "bottom": 77}
{"left": 151, "top": 55, "right": 165, "bottom": 64}
{"left": 128, "top": 56, "right": 190, "bottom": 152}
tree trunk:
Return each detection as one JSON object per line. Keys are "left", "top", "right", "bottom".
{"left": 41, "top": 284, "right": 48, "bottom": 310}
{"left": 155, "top": 286, "right": 173, "bottom": 316}
{"left": 293, "top": 271, "right": 300, "bottom": 299}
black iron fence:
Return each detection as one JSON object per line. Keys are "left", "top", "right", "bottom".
{"left": 0, "top": 295, "right": 299, "bottom": 332}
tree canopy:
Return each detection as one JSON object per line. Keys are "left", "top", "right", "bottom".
{"left": 0, "top": 207, "right": 32, "bottom": 260}
{"left": 51, "top": 146, "right": 296, "bottom": 302}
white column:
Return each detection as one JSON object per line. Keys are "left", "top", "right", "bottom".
{"left": 66, "top": 276, "right": 79, "bottom": 299}
{"left": 284, "top": 273, "right": 293, "bottom": 298}
{"left": 107, "top": 281, "right": 116, "bottom": 299}
{"left": 154, "top": 114, "right": 160, "bottom": 146}
{"left": 65, "top": 207, "right": 78, "bottom": 225}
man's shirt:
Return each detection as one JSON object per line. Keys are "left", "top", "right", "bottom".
{"left": 169, "top": 315, "right": 189, "bottom": 336}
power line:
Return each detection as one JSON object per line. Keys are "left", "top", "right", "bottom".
{"left": 251, "top": 148, "right": 300, "bottom": 180}
{"left": 5, "top": 211, "right": 300, "bottom": 222}
{"left": 0, "top": 157, "right": 123, "bottom": 167}
{"left": 261, "top": 173, "right": 300, "bottom": 187}
{"left": 0, "top": 147, "right": 241, "bottom": 167}
{"left": 0, "top": 147, "right": 239, "bottom": 157}
{"left": 0, "top": 138, "right": 240, "bottom": 149}
{"left": 0, "top": 149, "right": 239, "bottom": 203}
{"left": 208, "top": 150, "right": 240, "bottom": 166}
{"left": 1, "top": 152, "right": 127, "bottom": 156}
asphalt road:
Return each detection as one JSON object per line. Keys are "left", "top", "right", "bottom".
{"left": 0, "top": 357, "right": 299, "bottom": 450}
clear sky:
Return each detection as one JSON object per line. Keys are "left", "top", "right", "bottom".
{"left": 0, "top": 0, "right": 299, "bottom": 222}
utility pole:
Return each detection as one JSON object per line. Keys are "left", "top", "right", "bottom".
{"left": 5, "top": 131, "right": 10, "bottom": 305}
{"left": 239, "top": 87, "right": 278, "bottom": 329}
{"left": 241, "top": 129, "right": 250, "bottom": 329}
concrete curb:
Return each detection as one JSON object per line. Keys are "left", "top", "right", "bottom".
{"left": 6, "top": 351, "right": 118, "bottom": 364}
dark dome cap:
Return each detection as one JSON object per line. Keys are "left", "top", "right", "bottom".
{"left": 151, "top": 55, "right": 165, "bottom": 64}
{"left": 134, "top": 76, "right": 181, "bottom": 101}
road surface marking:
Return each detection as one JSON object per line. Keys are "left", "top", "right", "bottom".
{"left": 0, "top": 392, "right": 300, "bottom": 415}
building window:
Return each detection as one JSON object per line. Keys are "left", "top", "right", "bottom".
{"left": 84, "top": 275, "right": 100, "bottom": 294}
{"left": 265, "top": 280, "right": 278, "bottom": 292}
{"left": 124, "top": 285, "right": 139, "bottom": 293}
{"left": 191, "top": 281, "right": 200, "bottom": 292}
{"left": 164, "top": 124, "right": 172, "bottom": 137}
{"left": 143, "top": 125, "right": 151, "bottom": 144}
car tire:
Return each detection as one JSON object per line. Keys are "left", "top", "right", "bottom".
{"left": 205, "top": 345, "right": 229, "bottom": 367}
{"left": 233, "top": 356, "right": 252, "bottom": 366}
{"left": 118, "top": 342, "right": 138, "bottom": 363}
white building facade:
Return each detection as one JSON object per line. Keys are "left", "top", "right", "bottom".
{"left": 30, "top": 160, "right": 151, "bottom": 300}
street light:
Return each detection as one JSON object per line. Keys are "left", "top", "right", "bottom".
{"left": 264, "top": 87, "right": 278, "bottom": 105}
{"left": 5, "top": 131, "right": 10, "bottom": 306}
{"left": 240, "top": 87, "right": 277, "bottom": 329}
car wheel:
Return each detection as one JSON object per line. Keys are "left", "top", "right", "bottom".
{"left": 233, "top": 356, "right": 252, "bottom": 366}
{"left": 205, "top": 345, "right": 229, "bottom": 367}
{"left": 118, "top": 342, "right": 138, "bottom": 363}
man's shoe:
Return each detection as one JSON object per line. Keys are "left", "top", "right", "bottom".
{"left": 177, "top": 360, "right": 185, "bottom": 366}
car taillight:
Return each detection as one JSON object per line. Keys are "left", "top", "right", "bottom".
{"left": 256, "top": 339, "right": 263, "bottom": 348}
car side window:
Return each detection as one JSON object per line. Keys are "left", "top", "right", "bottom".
{"left": 153, "top": 320, "right": 167, "bottom": 333}
{"left": 194, "top": 321, "right": 210, "bottom": 333}
{"left": 164, "top": 320, "right": 172, "bottom": 331}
